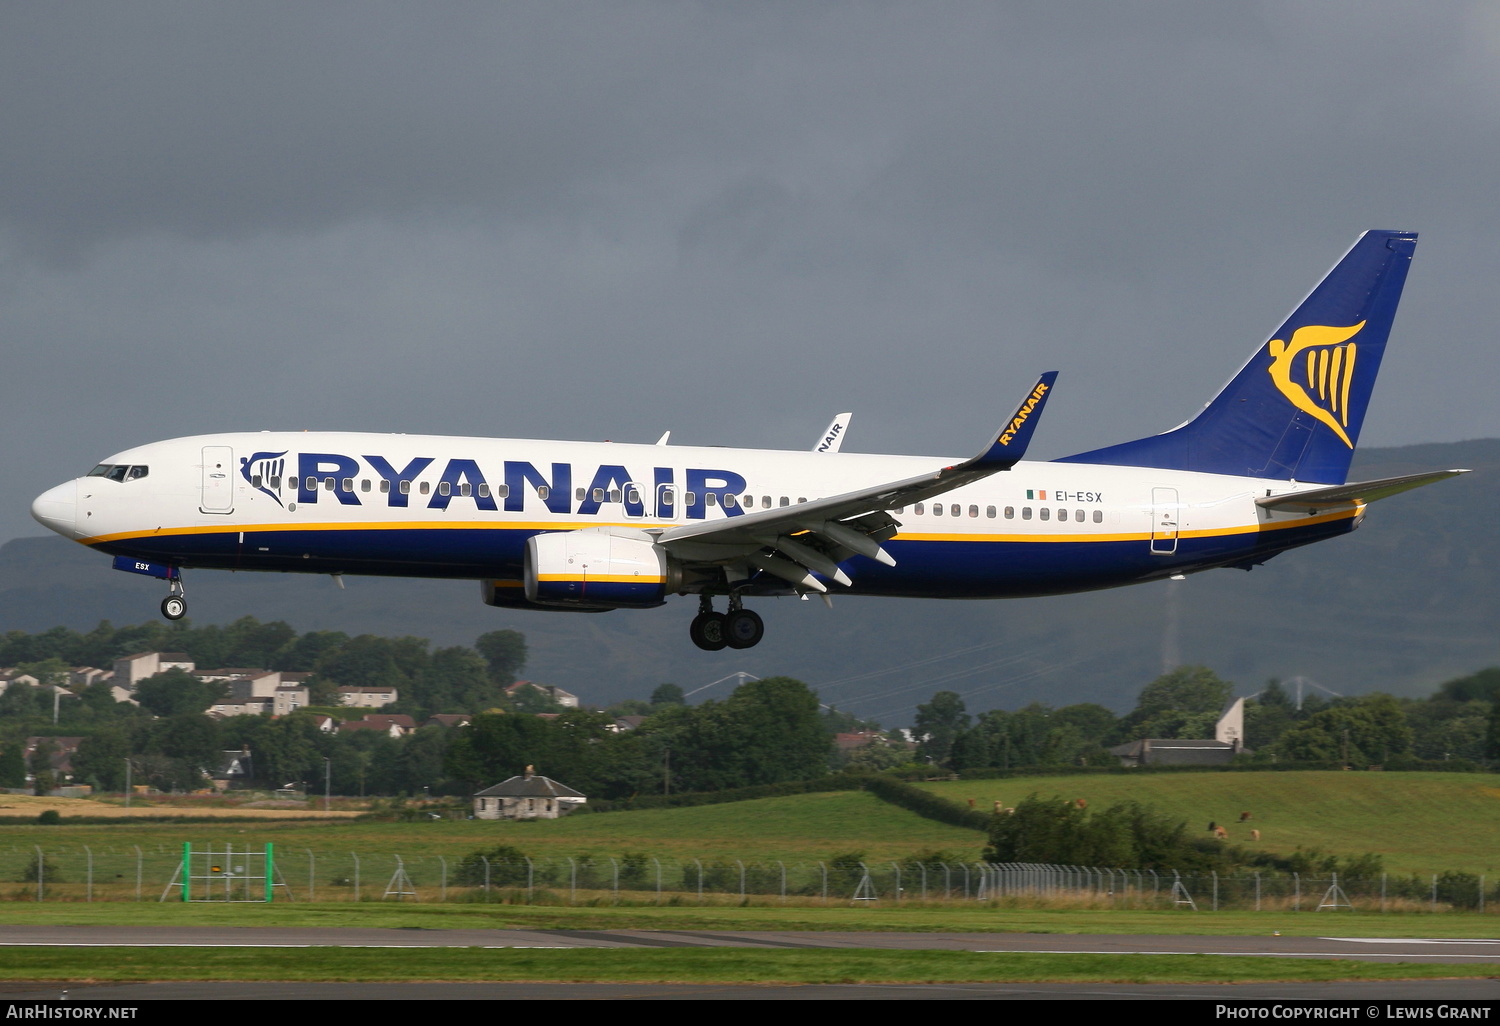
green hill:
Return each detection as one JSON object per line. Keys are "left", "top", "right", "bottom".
{"left": 917, "top": 771, "right": 1500, "bottom": 876}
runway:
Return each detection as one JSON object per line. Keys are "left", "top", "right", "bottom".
{"left": 1, "top": 925, "right": 1498, "bottom": 963}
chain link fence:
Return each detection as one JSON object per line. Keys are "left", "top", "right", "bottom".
{"left": 0, "top": 846, "right": 1493, "bottom": 911}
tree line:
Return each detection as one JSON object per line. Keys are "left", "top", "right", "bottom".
{"left": 911, "top": 664, "right": 1500, "bottom": 771}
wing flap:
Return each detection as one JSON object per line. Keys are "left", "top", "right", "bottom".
{"left": 657, "top": 372, "right": 1058, "bottom": 588}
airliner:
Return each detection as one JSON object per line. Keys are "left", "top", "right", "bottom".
{"left": 30, "top": 230, "right": 1464, "bottom": 651}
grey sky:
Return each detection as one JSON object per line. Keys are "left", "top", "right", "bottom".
{"left": 4, "top": 1, "right": 1497, "bottom": 555}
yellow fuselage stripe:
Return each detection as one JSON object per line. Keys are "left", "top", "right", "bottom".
{"left": 79, "top": 506, "right": 1359, "bottom": 548}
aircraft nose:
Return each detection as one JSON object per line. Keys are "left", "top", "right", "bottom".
{"left": 31, "top": 481, "right": 78, "bottom": 538}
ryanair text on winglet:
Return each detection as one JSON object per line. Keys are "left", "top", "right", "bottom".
{"left": 997, "top": 381, "right": 1050, "bottom": 447}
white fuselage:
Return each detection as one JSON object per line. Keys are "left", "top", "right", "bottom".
{"left": 31, "top": 431, "right": 1359, "bottom": 600}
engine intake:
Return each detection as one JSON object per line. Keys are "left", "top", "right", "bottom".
{"left": 524, "top": 527, "right": 677, "bottom": 609}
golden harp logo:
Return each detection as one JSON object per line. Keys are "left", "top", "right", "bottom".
{"left": 1267, "top": 321, "right": 1365, "bottom": 448}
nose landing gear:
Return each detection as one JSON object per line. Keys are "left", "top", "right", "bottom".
{"left": 689, "top": 595, "right": 764, "bottom": 651}
{"left": 160, "top": 576, "right": 187, "bottom": 621}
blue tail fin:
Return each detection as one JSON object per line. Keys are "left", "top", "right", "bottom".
{"left": 1056, "top": 230, "right": 1417, "bottom": 484}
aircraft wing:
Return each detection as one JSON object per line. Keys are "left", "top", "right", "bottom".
{"left": 1255, "top": 469, "right": 1468, "bottom": 513}
{"left": 656, "top": 372, "right": 1057, "bottom": 593}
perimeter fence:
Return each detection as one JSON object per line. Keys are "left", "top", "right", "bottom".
{"left": 0, "top": 845, "right": 1493, "bottom": 911}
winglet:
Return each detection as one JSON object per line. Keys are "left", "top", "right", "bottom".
{"left": 812, "top": 413, "right": 853, "bottom": 453}
{"left": 970, "top": 371, "right": 1058, "bottom": 470}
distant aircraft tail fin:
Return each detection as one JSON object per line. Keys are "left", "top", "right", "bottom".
{"left": 1055, "top": 230, "right": 1417, "bottom": 484}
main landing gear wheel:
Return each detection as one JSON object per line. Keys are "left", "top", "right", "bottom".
{"left": 724, "top": 608, "right": 764, "bottom": 649}
{"left": 689, "top": 611, "right": 728, "bottom": 651}
{"left": 161, "top": 595, "right": 187, "bottom": 621}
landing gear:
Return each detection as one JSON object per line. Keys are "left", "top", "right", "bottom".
{"left": 724, "top": 608, "right": 764, "bottom": 649}
{"left": 160, "top": 575, "right": 186, "bottom": 621}
{"left": 689, "top": 595, "right": 764, "bottom": 651}
{"left": 689, "top": 611, "right": 727, "bottom": 651}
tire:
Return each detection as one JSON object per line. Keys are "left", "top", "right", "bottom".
{"left": 161, "top": 595, "right": 187, "bottom": 620}
{"left": 689, "top": 611, "right": 728, "bottom": 651}
{"left": 724, "top": 608, "right": 765, "bottom": 649}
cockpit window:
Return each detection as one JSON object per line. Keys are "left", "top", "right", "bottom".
{"left": 86, "top": 464, "right": 148, "bottom": 482}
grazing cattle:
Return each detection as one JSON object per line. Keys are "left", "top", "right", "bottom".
{"left": 1213, "top": 825, "right": 1229, "bottom": 840}
{"left": 1074, "top": 798, "right": 1087, "bottom": 809}
{"left": 1239, "top": 811, "right": 1252, "bottom": 822}
{"left": 1251, "top": 829, "right": 1261, "bottom": 841}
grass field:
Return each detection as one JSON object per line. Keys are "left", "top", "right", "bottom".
{"left": 3, "top": 774, "right": 1498, "bottom": 987}
{"left": 915, "top": 771, "right": 1500, "bottom": 876}
{"left": 0, "top": 790, "right": 983, "bottom": 863}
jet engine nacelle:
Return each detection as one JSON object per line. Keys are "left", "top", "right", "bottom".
{"left": 524, "top": 527, "right": 677, "bottom": 609}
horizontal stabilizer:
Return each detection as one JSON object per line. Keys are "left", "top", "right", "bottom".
{"left": 1256, "top": 469, "right": 1467, "bottom": 513}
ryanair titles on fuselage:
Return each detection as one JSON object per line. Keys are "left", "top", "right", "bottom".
{"left": 243, "top": 449, "right": 752, "bottom": 520}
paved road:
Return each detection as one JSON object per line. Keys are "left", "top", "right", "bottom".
{"left": 2, "top": 925, "right": 1499, "bottom": 961}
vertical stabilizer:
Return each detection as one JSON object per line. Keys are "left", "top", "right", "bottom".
{"left": 1056, "top": 231, "right": 1417, "bottom": 484}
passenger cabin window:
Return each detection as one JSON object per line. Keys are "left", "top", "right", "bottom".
{"left": 722, "top": 493, "right": 736, "bottom": 508}
{"left": 986, "top": 505, "right": 996, "bottom": 518}
{"left": 1022, "top": 507, "right": 1032, "bottom": 520}
{"left": 951, "top": 504, "right": 960, "bottom": 517}
{"left": 1004, "top": 506, "right": 1014, "bottom": 519}
{"left": 270, "top": 476, "right": 281, "bottom": 490}
{"left": 706, "top": 492, "right": 717, "bottom": 506}
{"left": 438, "top": 482, "right": 452, "bottom": 496}
{"left": 251, "top": 475, "right": 262, "bottom": 488}
{"left": 323, "top": 477, "right": 335, "bottom": 491}
{"left": 914, "top": 503, "right": 925, "bottom": 514}
{"left": 625, "top": 486, "right": 640, "bottom": 504}
{"left": 399, "top": 481, "right": 411, "bottom": 495}
{"left": 608, "top": 489, "right": 620, "bottom": 502}
{"left": 684, "top": 491, "right": 696, "bottom": 506}
{"left": 933, "top": 503, "right": 943, "bottom": 516}
{"left": 379, "top": 480, "right": 390, "bottom": 493}
{"left": 592, "top": 488, "right": 605, "bottom": 502}
{"left": 1093, "top": 509, "right": 1103, "bottom": 523}
{"left": 341, "top": 478, "right": 353, "bottom": 492}
{"left": 1039, "top": 508, "right": 1049, "bottom": 520}
{"left": 478, "top": 483, "right": 490, "bottom": 498}
{"left": 496, "top": 484, "right": 509, "bottom": 498}
{"left": 536, "top": 485, "right": 549, "bottom": 500}
{"left": 420, "top": 482, "right": 431, "bottom": 495}
{"left": 459, "top": 483, "right": 472, "bottom": 497}
{"left": 576, "top": 487, "right": 587, "bottom": 501}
